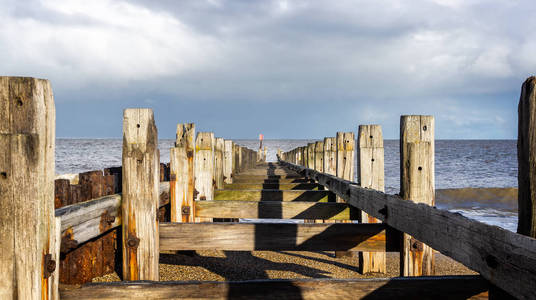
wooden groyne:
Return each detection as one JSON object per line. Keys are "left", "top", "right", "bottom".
{"left": 1, "top": 76, "right": 536, "bottom": 299}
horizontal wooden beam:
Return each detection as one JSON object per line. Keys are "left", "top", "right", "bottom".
{"left": 232, "top": 178, "right": 312, "bottom": 184}
{"left": 55, "top": 182, "right": 169, "bottom": 248}
{"left": 234, "top": 174, "right": 302, "bottom": 179}
{"left": 195, "top": 200, "right": 354, "bottom": 220}
{"left": 159, "top": 223, "right": 399, "bottom": 252}
{"left": 214, "top": 190, "right": 335, "bottom": 202}
{"left": 222, "top": 183, "right": 322, "bottom": 190}
{"left": 279, "top": 160, "right": 536, "bottom": 299}
{"left": 60, "top": 276, "right": 489, "bottom": 300}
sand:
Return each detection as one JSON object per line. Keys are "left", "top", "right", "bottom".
{"left": 92, "top": 251, "right": 476, "bottom": 283}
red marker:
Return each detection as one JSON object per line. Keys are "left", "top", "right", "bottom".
{"left": 259, "top": 134, "right": 264, "bottom": 148}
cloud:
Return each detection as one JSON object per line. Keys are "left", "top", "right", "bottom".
{"left": 0, "top": 0, "right": 532, "bottom": 138}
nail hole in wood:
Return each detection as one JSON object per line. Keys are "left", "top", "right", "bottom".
{"left": 16, "top": 98, "right": 23, "bottom": 106}
{"left": 418, "top": 166, "right": 422, "bottom": 171}
{"left": 423, "top": 125, "right": 427, "bottom": 131}
{"left": 371, "top": 158, "right": 375, "bottom": 162}
{"left": 1, "top": 172, "right": 7, "bottom": 179}
{"left": 370, "top": 135, "right": 373, "bottom": 139}
{"left": 136, "top": 124, "right": 140, "bottom": 128}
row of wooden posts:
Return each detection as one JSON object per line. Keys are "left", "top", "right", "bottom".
{"left": 279, "top": 118, "right": 434, "bottom": 276}
{"left": 0, "top": 77, "right": 265, "bottom": 299}
{"left": 2, "top": 76, "right": 536, "bottom": 299}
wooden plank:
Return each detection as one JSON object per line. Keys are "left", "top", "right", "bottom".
{"left": 159, "top": 223, "right": 398, "bottom": 252}
{"left": 518, "top": 76, "right": 536, "bottom": 237}
{"left": 195, "top": 132, "right": 215, "bottom": 222}
{"left": 400, "top": 115, "right": 435, "bottom": 276}
{"left": 214, "top": 189, "right": 334, "bottom": 202}
{"left": 279, "top": 161, "right": 536, "bottom": 300}
{"left": 224, "top": 140, "right": 233, "bottom": 184}
{"left": 358, "top": 125, "right": 386, "bottom": 274}
{"left": 170, "top": 123, "right": 195, "bottom": 223}
{"left": 195, "top": 200, "right": 354, "bottom": 220}
{"left": 335, "top": 132, "right": 355, "bottom": 257}
{"left": 56, "top": 181, "right": 169, "bottom": 250}
{"left": 223, "top": 183, "right": 322, "bottom": 190}
{"left": 122, "top": 108, "right": 159, "bottom": 281}
{"left": 60, "top": 276, "right": 489, "bottom": 300}
{"left": 0, "top": 77, "right": 57, "bottom": 299}
{"left": 214, "top": 137, "right": 225, "bottom": 189}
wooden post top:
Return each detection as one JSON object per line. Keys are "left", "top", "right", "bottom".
{"left": 324, "top": 137, "right": 336, "bottom": 151}
{"left": 196, "top": 132, "right": 214, "bottom": 150}
{"left": 358, "top": 125, "right": 383, "bottom": 148}
{"left": 336, "top": 132, "right": 355, "bottom": 151}
{"left": 175, "top": 123, "right": 195, "bottom": 149}
{"left": 400, "top": 115, "right": 434, "bottom": 143}
{"left": 123, "top": 109, "right": 157, "bottom": 150}
{"left": 315, "top": 141, "right": 324, "bottom": 152}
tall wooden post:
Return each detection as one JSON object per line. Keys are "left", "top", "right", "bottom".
{"left": 122, "top": 108, "right": 159, "bottom": 281}
{"left": 170, "top": 123, "right": 195, "bottom": 223}
{"left": 323, "top": 137, "right": 336, "bottom": 176}
{"left": 307, "top": 143, "right": 315, "bottom": 169}
{"left": 400, "top": 115, "right": 435, "bottom": 276}
{"left": 518, "top": 77, "right": 536, "bottom": 237}
{"left": 314, "top": 141, "right": 324, "bottom": 172}
{"left": 0, "top": 77, "right": 57, "bottom": 299}
{"left": 335, "top": 132, "right": 355, "bottom": 257}
{"left": 214, "top": 138, "right": 224, "bottom": 189}
{"left": 357, "top": 125, "right": 386, "bottom": 274}
{"left": 224, "top": 140, "right": 233, "bottom": 184}
{"left": 195, "top": 132, "right": 215, "bottom": 222}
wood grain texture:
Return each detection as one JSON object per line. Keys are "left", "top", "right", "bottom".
{"left": 0, "top": 77, "right": 56, "bottom": 299}
{"left": 279, "top": 161, "right": 536, "bottom": 300}
{"left": 60, "top": 276, "right": 489, "bottom": 300}
{"left": 222, "top": 183, "right": 322, "bottom": 190}
{"left": 159, "top": 223, "right": 397, "bottom": 252}
{"left": 224, "top": 140, "right": 233, "bottom": 184}
{"left": 122, "top": 108, "right": 159, "bottom": 281}
{"left": 400, "top": 115, "right": 435, "bottom": 277}
{"left": 307, "top": 143, "right": 315, "bottom": 169}
{"left": 214, "top": 137, "right": 225, "bottom": 189}
{"left": 170, "top": 123, "right": 195, "bottom": 223}
{"left": 195, "top": 132, "right": 215, "bottom": 222}
{"left": 195, "top": 200, "right": 353, "bottom": 220}
{"left": 358, "top": 125, "right": 386, "bottom": 274}
{"left": 323, "top": 137, "right": 336, "bottom": 176}
{"left": 214, "top": 189, "right": 334, "bottom": 202}
{"left": 518, "top": 76, "right": 536, "bottom": 237}
{"left": 314, "top": 141, "right": 324, "bottom": 173}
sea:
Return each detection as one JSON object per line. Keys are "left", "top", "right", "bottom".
{"left": 56, "top": 139, "right": 518, "bottom": 232}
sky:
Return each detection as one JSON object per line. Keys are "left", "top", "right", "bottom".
{"left": 1, "top": 0, "right": 535, "bottom": 139}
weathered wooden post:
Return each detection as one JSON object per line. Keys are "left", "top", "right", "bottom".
{"left": 518, "top": 77, "right": 536, "bottom": 238}
{"left": 170, "top": 123, "right": 195, "bottom": 223}
{"left": 195, "top": 132, "right": 215, "bottom": 222}
{"left": 357, "top": 125, "right": 386, "bottom": 274}
{"left": 323, "top": 137, "right": 336, "bottom": 176}
{"left": 0, "top": 77, "right": 58, "bottom": 299}
{"left": 224, "top": 140, "right": 233, "bottom": 184}
{"left": 122, "top": 108, "right": 160, "bottom": 281}
{"left": 214, "top": 138, "right": 224, "bottom": 189}
{"left": 307, "top": 143, "right": 315, "bottom": 169}
{"left": 335, "top": 132, "right": 355, "bottom": 257}
{"left": 400, "top": 115, "right": 435, "bottom": 276}
{"left": 314, "top": 141, "right": 324, "bottom": 172}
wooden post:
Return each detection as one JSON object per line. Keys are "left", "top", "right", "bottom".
{"left": 400, "top": 115, "right": 435, "bottom": 276}
{"left": 314, "top": 141, "right": 324, "bottom": 172}
{"left": 224, "top": 140, "right": 233, "bottom": 184}
{"left": 122, "top": 108, "right": 159, "bottom": 281}
{"left": 323, "top": 137, "right": 336, "bottom": 176}
{"left": 335, "top": 132, "right": 355, "bottom": 257}
{"left": 357, "top": 125, "right": 386, "bottom": 274}
{"left": 0, "top": 77, "right": 57, "bottom": 299}
{"left": 195, "top": 132, "right": 215, "bottom": 222}
{"left": 307, "top": 143, "right": 315, "bottom": 169}
{"left": 170, "top": 123, "right": 195, "bottom": 223}
{"left": 518, "top": 76, "right": 536, "bottom": 237}
{"left": 214, "top": 138, "right": 224, "bottom": 189}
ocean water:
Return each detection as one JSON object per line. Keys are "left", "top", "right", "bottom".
{"left": 56, "top": 139, "right": 518, "bottom": 231}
